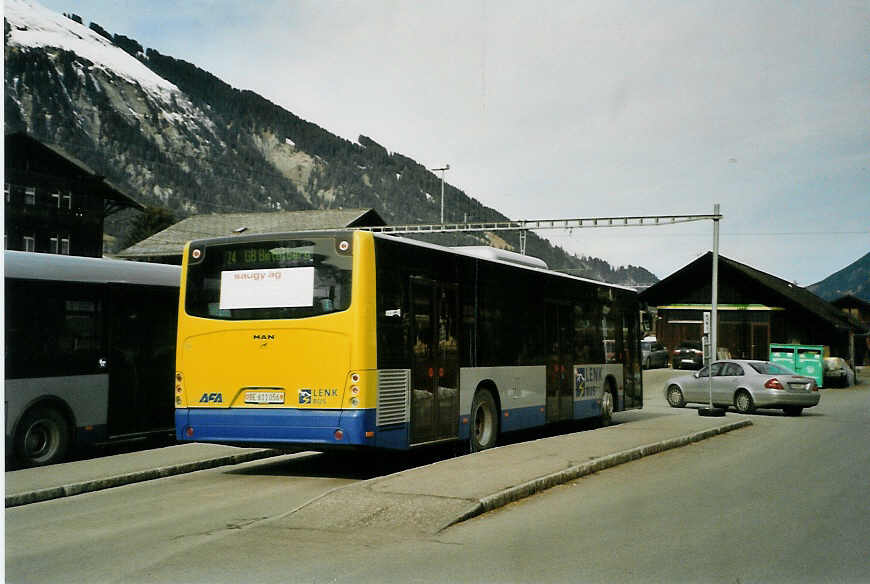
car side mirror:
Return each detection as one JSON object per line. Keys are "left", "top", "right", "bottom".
{"left": 693, "top": 371, "right": 701, "bottom": 378}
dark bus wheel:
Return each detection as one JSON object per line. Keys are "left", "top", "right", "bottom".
{"left": 469, "top": 389, "right": 499, "bottom": 452}
{"left": 14, "top": 407, "right": 71, "bottom": 467}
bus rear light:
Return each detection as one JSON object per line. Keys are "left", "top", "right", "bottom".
{"left": 185, "top": 426, "right": 194, "bottom": 437}
{"left": 351, "top": 386, "right": 360, "bottom": 395}
{"left": 176, "top": 372, "right": 183, "bottom": 382}
{"left": 334, "top": 429, "right": 344, "bottom": 441}
{"left": 350, "top": 373, "right": 361, "bottom": 384}
{"left": 175, "top": 396, "right": 183, "bottom": 406}
{"left": 176, "top": 385, "right": 183, "bottom": 394}
{"left": 350, "top": 397, "right": 360, "bottom": 407}
{"left": 365, "top": 431, "right": 374, "bottom": 438}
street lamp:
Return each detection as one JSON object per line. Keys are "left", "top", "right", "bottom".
{"left": 431, "top": 164, "right": 450, "bottom": 224}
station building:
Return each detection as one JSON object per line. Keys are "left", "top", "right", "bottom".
{"left": 639, "top": 252, "right": 862, "bottom": 363}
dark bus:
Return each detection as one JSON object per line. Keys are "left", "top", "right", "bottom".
{"left": 5, "top": 251, "right": 180, "bottom": 466}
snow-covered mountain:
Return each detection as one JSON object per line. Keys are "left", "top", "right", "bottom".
{"left": 4, "top": 0, "right": 657, "bottom": 285}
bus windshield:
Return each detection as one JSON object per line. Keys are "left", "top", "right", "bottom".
{"left": 185, "top": 238, "right": 352, "bottom": 320}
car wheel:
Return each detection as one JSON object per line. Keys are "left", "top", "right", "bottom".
{"left": 782, "top": 406, "right": 803, "bottom": 417}
{"left": 666, "top": 385, "right": 685, "bottom": 408}
{"left": 735, "top": 390, "right": 755, "bottom": 414}
{"left": 14, "top": 406, "right": 71, "bottom": 467}
{"left": 469, "top": 389, "right": 499, "bottom": 452}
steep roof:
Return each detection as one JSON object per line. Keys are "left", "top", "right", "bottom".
{"left": 4, "top": 132, "right": 144, "bottom": 211}
{"left": 640, "top": 251, "right": 857, "bottom": 331}
{"left": 116, "top": 208, "right": 385, "bottom": 259}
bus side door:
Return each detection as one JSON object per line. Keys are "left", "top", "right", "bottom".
{"left": 409, "top": 278, "right": 460, "bottom": 445}
{"left": 546, "top": 301, "right": 574, "bottom": 422}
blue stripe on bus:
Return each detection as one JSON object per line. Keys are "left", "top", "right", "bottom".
{"left": 499, "top": 405, "right": 548, "bottom": 433}
{"left": 574, "top": 399, "right": 603, "bottom": 419}
{"left": 175, "top": 408, "right": 378, "bottom": 447}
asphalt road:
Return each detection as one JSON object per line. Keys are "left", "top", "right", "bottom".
{"left": 5, "top": 369, "right": 868, "bottom": 583}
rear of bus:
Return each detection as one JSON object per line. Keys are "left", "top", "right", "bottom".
{"left": 174, "top": 231, "right": 378, "bottom": 449}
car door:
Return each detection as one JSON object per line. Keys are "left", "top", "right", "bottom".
{"left": 712, "top": 362, "right": 741, "bottom": 405}
{"left": 684, "top": 365, "right": 710, "bottom": 403}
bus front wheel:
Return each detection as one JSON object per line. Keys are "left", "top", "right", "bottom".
{"left": 14, "top": 406, "right": 71, "bottom": 467}
{"left": 469, "top": 389, "right": 499, "bottom": 452}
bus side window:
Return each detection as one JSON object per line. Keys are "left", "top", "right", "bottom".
{"left": 376, "top": 269, "right": 408, "bottom": 369}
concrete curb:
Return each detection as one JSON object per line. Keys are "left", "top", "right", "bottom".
{"left": 442, "top": 418, "right": 753, "bottom": 532}
{"left": 5, "top": 449, "right": 281, "bottom": 508}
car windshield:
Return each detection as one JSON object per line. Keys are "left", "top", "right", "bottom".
{"left": 642, "top": 341, "right": 653, "bottom": 350}
{"left": 749, "top": 362, "right": 796, "bottom": 375}
{"left": 679, "top": 342, "right": 701, "bottom": 350}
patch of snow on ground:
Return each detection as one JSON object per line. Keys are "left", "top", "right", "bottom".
{"left": 5, "top": 0, "right": 179, "bottom": 101}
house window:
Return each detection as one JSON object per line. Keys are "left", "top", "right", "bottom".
{"left": 23, "top": 235, "right": 35, "bottom": 252}
{"left": 25, "top": 187, "right": 36, "bottom": 206}
{"left": 61, "top": 238, "right": 70, "bottom": 255}
{"left": 4, "top": 183, "right": 10, "bottom": 203}
{"left": 52, "top": 191, "right": 72, "bottom": 209}
{"left": 51, "top": 237, "right": 59, "bottom": 254}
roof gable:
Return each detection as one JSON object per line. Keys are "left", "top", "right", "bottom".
{"left": 640, "top": 251, "right": 855, "bottom": 330}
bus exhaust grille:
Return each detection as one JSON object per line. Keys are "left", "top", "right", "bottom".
{"left": 377, "top": 369, "right": 410, "bottom": 426}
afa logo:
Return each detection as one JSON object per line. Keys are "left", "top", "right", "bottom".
{"left": 199, "top": 392, "right": 223, "bottom": 403}
{"left": 298, "top": 388, "right": 312, "bottom": 405}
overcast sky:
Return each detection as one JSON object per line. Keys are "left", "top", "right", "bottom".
{"left": 32, "top": 0, "right": 870, "bottom": 284}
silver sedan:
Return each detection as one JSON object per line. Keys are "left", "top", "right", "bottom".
{"left": 663, "top": 360, "right": 820, "bottom": 416}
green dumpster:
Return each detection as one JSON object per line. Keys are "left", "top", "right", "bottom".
{"left": 769, "top": 343, "right": 824, "bottom": 387}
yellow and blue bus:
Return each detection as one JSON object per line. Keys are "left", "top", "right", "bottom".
{"left": 174, "top": 231, "right": 642, "bottom": 452}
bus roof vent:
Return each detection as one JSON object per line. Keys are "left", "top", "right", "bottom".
{"left": 452, "top": 246, "right": 548, "bottom": 270}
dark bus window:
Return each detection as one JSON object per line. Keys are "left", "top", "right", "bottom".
{"left": 5, "top": 279, "right": 104, "bottom": 379}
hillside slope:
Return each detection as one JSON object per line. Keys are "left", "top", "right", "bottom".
{"left": 807, "top": 251, "right": 870, "bottom": 301}
{"left": 4, "top": 0, "right": 657, "bottom": 285}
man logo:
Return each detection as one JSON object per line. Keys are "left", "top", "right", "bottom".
{"left": 199, "top": 393, "right": 223, "bottom": 403}
{"left": 298, "top": 389, "right": 312, "bottom": 405}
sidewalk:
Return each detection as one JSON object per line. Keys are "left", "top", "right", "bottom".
{"left": 268, "top": 410, "right": 752, "bottom": 535}
{"left": 5, "top": 443, "right": 280, "bottom": 507}
{"left": 6, "top": 408, "right": 752, "bottom": 527}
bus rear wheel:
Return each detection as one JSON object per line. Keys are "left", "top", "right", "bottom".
{"left": 470, "top": 389, "right": 499, "bottom": 452}
{"left": 599, "top": 382, "right": 615, "bottom": 427}
{"left": 14, "top": 407, "right": 71, "bottom": 467}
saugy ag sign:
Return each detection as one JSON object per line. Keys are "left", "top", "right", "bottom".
{"left": 219, "top": 267, "right": 314, "bottom": 309}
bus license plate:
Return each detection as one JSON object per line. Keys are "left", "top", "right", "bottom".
{"left": 244, "top": 391, "right": 285, "bottom": 404}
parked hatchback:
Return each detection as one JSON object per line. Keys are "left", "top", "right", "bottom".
{"left": 663, "top": 359, "right": 820, "bottom": 416}
{"left": 823, "top": 357, "right": 854, "bottom": 387}
{"left": 672, "top": 341, "right": 704, "bottom": 369}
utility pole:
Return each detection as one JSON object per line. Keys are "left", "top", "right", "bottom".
{"left": 430, "top": 164, "right": 450, "bottom": 224}
{"left": 700, "top": 203, "right": 725, "bottom": 417}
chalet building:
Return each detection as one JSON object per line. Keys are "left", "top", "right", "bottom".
{"left": 639, "top": 252, "right": 860, "bottom": 362}
{"left": 4, "top": 133, "right": 143, "bottom": 257}
{"left": 115, "top": 208, "right": 386, "bottom": 264}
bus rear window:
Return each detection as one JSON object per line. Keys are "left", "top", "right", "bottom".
{"left": 185, "top": 238, "right": 352, "bottom": 320}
